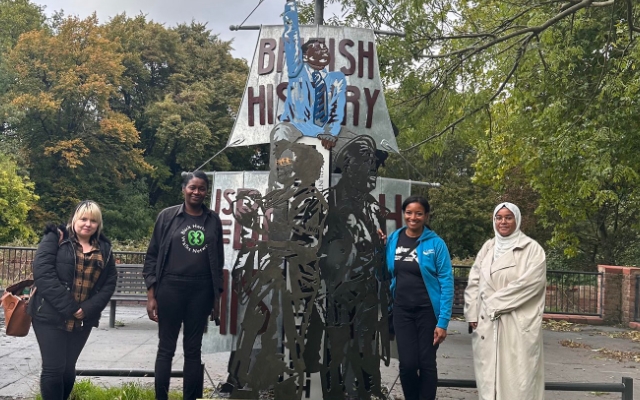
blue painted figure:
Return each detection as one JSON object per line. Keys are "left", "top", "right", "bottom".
{"left": 276, "top": 0, "right": 347, "bottom": 150}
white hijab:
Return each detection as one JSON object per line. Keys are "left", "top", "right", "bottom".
{"left": 493, "top": 202, "right": 522, "bottom": 261}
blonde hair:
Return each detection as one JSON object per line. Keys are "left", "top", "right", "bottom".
{"left": 67, "top": 200, "right": 103, "bottom": 243}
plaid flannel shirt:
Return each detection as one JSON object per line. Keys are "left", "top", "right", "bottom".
{"left": 65, "top": 240, "right": 104, "bottom": 331}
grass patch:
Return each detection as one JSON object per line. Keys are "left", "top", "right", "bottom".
{"left": 35, "top": 380, "right": 182, "bottom": 400}
{"left": 31, "top": 381, "right": 406, "bottom": 400}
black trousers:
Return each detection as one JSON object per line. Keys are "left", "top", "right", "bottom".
{"left": 32, "top": 320, "right": 92, "bottom": 400}
{"left": 155, "top": 274, "right": 215, "bottom": 400}
{"left": 393, "top": 304, "right": 439, "bottom": 400}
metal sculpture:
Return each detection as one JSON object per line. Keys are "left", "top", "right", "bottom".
{"left": 228, "top": 139, "right": 329, "bottom": 399}
{"left": 316, "top": 135, "right": 391, "bottom": 399}
{"left": 272, "top": 0, "right": 347, "bottom": 150}
{"left": 224, "top": 2, "right": 391, "bottom": 399}
{"left": 227, "top": 135, "right": 390, "bottom": 399}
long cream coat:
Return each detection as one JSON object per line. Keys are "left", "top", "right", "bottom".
{"left": 464, "top": 235, "right": 546, "bottom": 400}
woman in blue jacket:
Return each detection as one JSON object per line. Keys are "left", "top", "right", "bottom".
{"left": 381, "top": 195, "right": 454, "bottom": 400}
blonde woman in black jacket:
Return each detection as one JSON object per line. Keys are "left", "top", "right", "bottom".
{"left": 28, "top": 200, "right": 116, "bottom": 400}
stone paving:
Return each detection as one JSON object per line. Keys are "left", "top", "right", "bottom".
{"left": 1, "top": 306, "right": 639, "bottom": 399}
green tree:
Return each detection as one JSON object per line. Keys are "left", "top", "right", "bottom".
{"left": 100, "top": 179, "right": 155, "bottom": 241}
{"left": 379, "top": 129, "right": 498, "bottom": 259}
{"left": 0, "top": 155, "right": 38, "bottom": 243}
{"left": 141, "top": 22, "right": 250, "bottom": 208}
{"left": 104, "top": 16, "right": 253, "bottom": 209}
{"left": 472, "top": 5, "right": 640, "bottom": 266}
{"left": 3, "top": 14, "right": 150, "bottom": 224}
{"left": 0, "top": 0, "right": 46, "bottom": 50}
{"left": 302, "top": 0, "right": 640, "bottom": 266}
{"left": 0, "top": 0, "right": 47, "bottom": 159}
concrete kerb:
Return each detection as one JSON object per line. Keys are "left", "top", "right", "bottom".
{"left": 2, "top": 306, "right": 640, "bottom": 399}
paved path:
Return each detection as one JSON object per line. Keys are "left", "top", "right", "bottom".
{"left": 1, "top": 307, "right": 639, "bottom": 399}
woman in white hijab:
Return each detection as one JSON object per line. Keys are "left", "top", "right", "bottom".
{"left": 463, "top": 202, "right": 546, "bottom": 400}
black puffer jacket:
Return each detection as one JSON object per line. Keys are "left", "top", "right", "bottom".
{"left": 27, "top": 225, "right": 117, "bottom": 329}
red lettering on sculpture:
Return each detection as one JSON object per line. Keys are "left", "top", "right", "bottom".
{"left": 379, "top": 194, "right": 403, "bottom": 231}
{"left": 364, "top": 88, "right": 380, "bottom": 129}
{"left": 358, "top": 41, "right": 374, "bottom": 79}
{"left": 339, "top": 39, "right": 356, "bottom": 76}
{"left": 221, "top": 219, "right": 232, "bottom": 245}
{"left": 258, "top": 38, "right": 277, "bottom": 75}
{"left": 343, "top": 86, "right": 360, "bottom": 126}
{"left": 267, "top": 84, "right": 275, "bottom": 125}
{"left": 329, "top": 38, "right": 336, "bottom": 72}
{"left": 277, "top": 37, "right": 286, "bottom": 73}
{"left": 222, "top": 190, "right": 236, "bottom": 215}
{"left": 214, "top": 189, "right": 222, "bottom": 213}
{"left": 247, "top": 86, "right": 266, "bottom": 126}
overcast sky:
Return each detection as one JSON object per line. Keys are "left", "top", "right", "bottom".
{"left": 35, "top": 0, "right": 341, "bottom": 62}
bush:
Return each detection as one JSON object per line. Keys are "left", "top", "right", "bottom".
{"left": 0, "top": 156, "right": 38, "bottom": 244}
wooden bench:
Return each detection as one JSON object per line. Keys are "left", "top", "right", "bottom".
{"left": 109, "top": 264, "right": 147, "bottom": 328}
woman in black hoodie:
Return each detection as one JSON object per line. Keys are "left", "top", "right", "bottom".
{"left": 28, "top": 200, "right": 116, "bottom": 400}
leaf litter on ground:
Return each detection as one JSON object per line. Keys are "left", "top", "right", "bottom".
{"left": 560, "top": 340, "right": 640, "bottom": 362}
{"left": 542, "top": 320, "right": 584, "bottom": 332}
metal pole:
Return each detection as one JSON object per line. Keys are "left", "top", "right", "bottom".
{"left": 315, "top": 0, "right": 324, "bottom": 25}
{"left": 410, "top": 180, "right": 441, "bottom": 188}
{"left": 635, "top": 276, "right": 639, "bottom": 320}
{"left": 622, "top": 376, "right": 633, "bottom": 400}
{"left": 228, "top": 25, "right": 407, "bottom": 37}
{"left": 600, "top": 271, "right": 605, "bottom": 318}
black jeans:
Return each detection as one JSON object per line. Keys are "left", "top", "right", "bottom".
{"left": 155, "top": 274, "right": 215, "bottom": 400}
{"left": 32, "top": 320, "right": 92, "bottom": 400}
{"left": 393, "top": 304, "right": 439, "bottom": 400}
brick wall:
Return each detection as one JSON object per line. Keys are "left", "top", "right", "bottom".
{"left": 598, "top": 265, "right": 640, "bottom": 325}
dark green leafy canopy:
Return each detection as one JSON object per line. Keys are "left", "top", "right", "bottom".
{"left": 300, "top": 0, "right": 640, "bottom": 266}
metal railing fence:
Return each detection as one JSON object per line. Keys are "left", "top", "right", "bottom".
{"left": 452, "top": 265, "right": 471, "bottom": 314}
{"left": 437, "top": 377, "right": 632, "bottom": 400}
{"left": 452, "top": 265, "right": 602, "bottom": 317}
{"left": 546, "top": 270, "right": 602, "bottom": 316}
{"left": 0, "top": 248, "right": 604, "bottom": 317}
{"left": 111, "top": 251, "right": 146, "bottom": 265}
{"left": 0, "top": 247, "right": 36, "bottom": 287}
{"left": 0, "top": 246, "right": 146, "bottom": 290}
